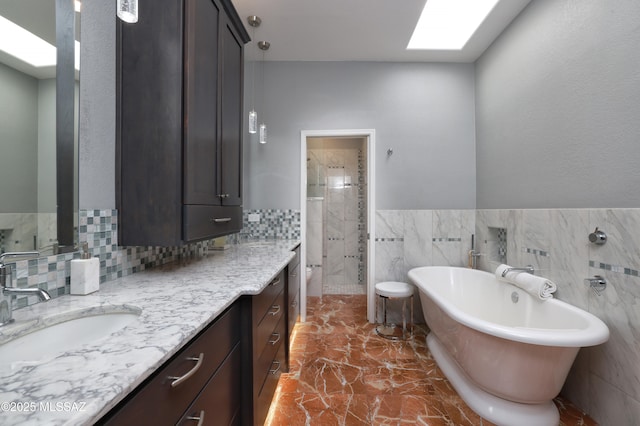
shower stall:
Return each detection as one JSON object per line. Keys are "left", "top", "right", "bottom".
{"left": 306, "top": 137, "right": 368, "bottom": 296}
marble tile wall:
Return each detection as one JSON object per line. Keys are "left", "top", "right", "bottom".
{"left": 475, "top": 208, "right": 640, "bottom": 424}
{"left": 308, "top": 147, "right": 367, "bottom": 295}
{"left": 374, "top": 209, "right": 475, "bottom": 283}
{"left": 374, "top": 209, "right": 475, "bottom": 324}
{"left": 306, "top": 199, "right": 323, "bottom": 297}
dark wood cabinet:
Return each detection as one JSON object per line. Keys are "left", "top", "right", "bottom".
{"left": 117, "top": 0, "right": 249, "bottom": 246}
{"left": 99, "top": 265, "right": 296, "bottom": 426}
{"left": 242, "top": 270, "right": 287, "bottom": 426}
{"left": 287, "top": 245, "right": 301, "bottom": 344}
{"left": 99, "top": 303, "right": 241, "bottom": 426}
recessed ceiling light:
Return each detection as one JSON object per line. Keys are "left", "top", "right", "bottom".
{"left": 407, "top": 0, "right": 500, "bottom": 50}
{"left": 0, "top": 15, "right": 56, "bottom": 67}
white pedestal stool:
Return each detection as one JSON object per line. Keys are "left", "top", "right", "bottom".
{"left": 375, "top": 281, "right": 414, "bottom": 340}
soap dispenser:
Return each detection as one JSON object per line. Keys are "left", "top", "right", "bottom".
{"left": 70, "top": 243, "right": 100, "bottom": 295}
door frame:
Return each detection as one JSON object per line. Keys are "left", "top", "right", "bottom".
{"left": 299, "top": 129, "right": 376, "bottom": 323}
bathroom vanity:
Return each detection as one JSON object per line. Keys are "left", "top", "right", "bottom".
{"left": 0, "top": 240, "right": 300, "bottom": 426}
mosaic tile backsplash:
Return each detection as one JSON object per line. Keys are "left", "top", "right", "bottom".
{"left": 239, "top": 209, "right": 301, "bottom": 240}
{"left": 10, "top": 208, "right": 302, "bottom": 310}
{"left": 11, "top": 209, "right": 211, "bottom": 309}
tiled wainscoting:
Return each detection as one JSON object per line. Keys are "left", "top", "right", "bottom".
{"left": 374, "top": 208, "right": 640, "bottom": 424}
{"left": 475, "top": 209, "right": 640, "bottom": 425}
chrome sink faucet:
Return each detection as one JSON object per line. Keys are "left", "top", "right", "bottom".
{"left": 1, "top": 252, "right": 51, "bottom": 326}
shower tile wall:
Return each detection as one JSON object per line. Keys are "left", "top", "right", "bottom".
{"left": 306, "top": 199, "right": 323, "bottom": 297}
{"left": 308, "top": 143, "right": 367, "bottom": 295}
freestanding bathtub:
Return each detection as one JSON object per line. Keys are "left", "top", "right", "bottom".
{"left": 408, "top": 266, "right": 609, "bottom": 426}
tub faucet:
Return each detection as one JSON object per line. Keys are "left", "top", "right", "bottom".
{"left": 501, "top": 265, "right": 535, "bottom": 277}
{"left": 0, "top": 252, "right": 51, "bottom": 326}
{"left": 467, "top": 250, "right": 482, "bottom": 269}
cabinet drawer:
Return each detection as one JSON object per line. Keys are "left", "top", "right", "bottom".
{"left": 287, "top": 262, "right": 300, "bottom": 305}
{"left": 254, "top": 341, "right": 286, "bottom": 426}
{"left": 252, "top": 271, "right": 285, "bottom": 325}
{"left": 177, "top": 343, "right": 242, "bottom": 426}
{"left": 101, "top": 304, "right": 240, "bottom": 425}
{"left": 253, "top": 289, "right": 284, "bottom": 360}
{"left": 288, "top": 291, "right": 300, "bottom": 336}
{"left": 254, "top": 315, "right": 285, "bottom": 396}
{"left": 183, "top": 205, "right": 242, "bottom": 242}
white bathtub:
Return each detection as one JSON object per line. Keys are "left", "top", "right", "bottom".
{"left": 408, "top": 266, "right": 609, "bottom": 426}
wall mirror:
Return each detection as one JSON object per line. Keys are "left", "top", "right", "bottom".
{"left": 0, "top": 0, "right": 79, "bottom": 257}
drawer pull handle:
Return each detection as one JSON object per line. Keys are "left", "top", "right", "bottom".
{"left": 217, "top": 193, "right": 229, "bottom": 199}
{"left": 212, "top": 217, "right": 232, "bottom": 223}
{"left": 269, "top": 360, "right": 281, "bottom": 375}
{"left": 290, "top": 272, "right": 298, "bottom": 277}
{"left": 269, "top": 277, "right": 281, "bottom": 286}
{"left": 269, "top": 332, "right": 281, "bottom": 345}
{"left": 168, "top": 353, "right": 204, "bottom": 388}
{"left": 269, "top": 304, "right": 281, "bottom": 316}
{"left": 186, "top": 410, "right": 205, "bottom": 426}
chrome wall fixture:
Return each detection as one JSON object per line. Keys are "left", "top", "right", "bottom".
{"left": 258, "top": 40, "right": 270, "bottom": 144}
{"left": 117, "top": 0, "right": 138, "bottom": 23}
{"left": 247, "top": 16, "right": 261, "bottom": 134}
{"left": 588, "top": 227, "right": 607, "bottom": 245}
{"left": 584, "top": 275, "right": 607, "bottom": 296}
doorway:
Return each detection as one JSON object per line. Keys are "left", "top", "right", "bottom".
{"left": 299, "top": 129, "right": 376, "bottom": 323}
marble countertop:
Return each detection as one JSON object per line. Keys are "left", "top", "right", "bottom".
{"left": 0, "top": 240, "right": 299, "bottom": 426}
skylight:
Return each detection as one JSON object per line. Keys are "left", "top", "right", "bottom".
{"left": 407, "top": 0, "right": 500, "bottom": 50}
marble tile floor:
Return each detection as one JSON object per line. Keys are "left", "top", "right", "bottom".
{"left": 266, "top": 295, "right": 597, "bottom": 426}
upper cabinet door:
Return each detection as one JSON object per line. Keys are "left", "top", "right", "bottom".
{"left": 117, "top": 0, "right": 184, "bottom": 246}
{"left": 183, "top": 0, "right": 221, "bottom": 206}
{"left": 219, "top": 17, "right": 243, "bottom": 206}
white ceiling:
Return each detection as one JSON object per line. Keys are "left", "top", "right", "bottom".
{"left": 232, "top": 0, "right": 531, "bottom": 62}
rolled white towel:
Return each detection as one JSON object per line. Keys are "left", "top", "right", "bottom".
{"left": 495, "top": 264, "right": 557, "bottom": 300}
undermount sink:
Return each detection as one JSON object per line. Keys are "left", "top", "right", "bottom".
{"left": 0, "top": 305, "right": 141, "bottom": 373}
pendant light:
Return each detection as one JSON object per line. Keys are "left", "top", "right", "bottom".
{"left": 117, "top": 0, "right": 138, "bottom": 23}
{"left": 247, "top": 16, "right": 261, "bottom": 134}
{"left": 258, "top": 40, "right": 270, "bottom": 144}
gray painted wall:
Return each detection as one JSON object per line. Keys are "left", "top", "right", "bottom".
{"left": 37, "top": 79, "right": 56, "bottom": 212}
{"left": 475, "top": 0, "right": 640, "bottom": 209}
{"left": 78, "top": 0, "right": 115, "bottom": 210}
{"left": 0, "top": 63, "right": 38, "bottom": 212}
{"left": 244, "top": 61, "right": 477, "bottom": 210}
{"left": 81, "top": 0, "right": 640, "bottom": 212}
